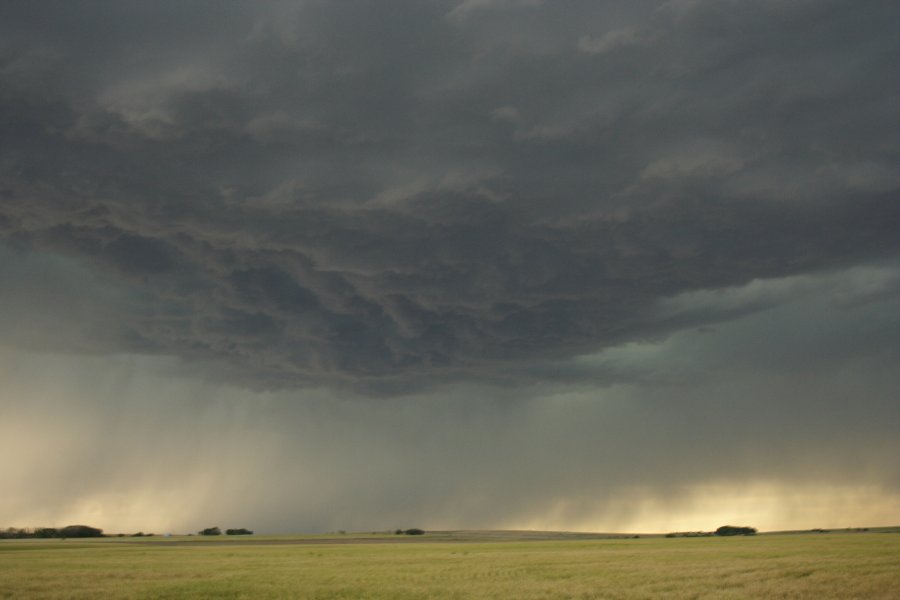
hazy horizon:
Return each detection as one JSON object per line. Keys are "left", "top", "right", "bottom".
{"left": 1, "top": 1, "right": 898, "bottom": 535}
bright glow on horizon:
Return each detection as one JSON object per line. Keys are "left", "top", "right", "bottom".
{"left": 512, "top": 483, "right": 900, "bottom": 534}
{"left": 2, "top": 268, "right": 898, "bottom": 535}
{"left": 6, "top": 482, "right": 899, "bottom": 535}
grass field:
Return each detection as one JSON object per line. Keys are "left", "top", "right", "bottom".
{"left": 1, "top": 531, "right": 898, "bottom": 599}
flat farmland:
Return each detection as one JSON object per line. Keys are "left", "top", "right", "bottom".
{"left": 1, "top": 531, "right": 898, "bottom": 599}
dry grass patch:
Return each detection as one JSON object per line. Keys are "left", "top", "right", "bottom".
{"left": 1, "top": 532, "right": 897, "bottom": 599}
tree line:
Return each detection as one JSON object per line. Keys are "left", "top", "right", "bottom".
{"left": 1, "top": 525, "right": 255, "bottom": 538}
{"left": 198, "top": 526, "right": 253, "bottom": 536}
{"left": 1, "top": 525, "right": 103, "bottom": 539}
{"left": 665, "top": 525, "right": 758, "bottom": 538}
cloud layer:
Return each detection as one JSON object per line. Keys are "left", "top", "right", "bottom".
{"left": 2, "top": 0, "right": 897, "bottom": 390}
{"left": 1, "top": 1, "right": 898, "bottom": 533}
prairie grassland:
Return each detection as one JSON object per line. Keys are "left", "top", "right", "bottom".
{"left": 1, "top": 532, "right": 898, "bottom": 599}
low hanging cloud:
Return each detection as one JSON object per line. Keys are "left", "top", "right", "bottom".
{"left": 1, "top": 277, "right": 898, "bottom": 533}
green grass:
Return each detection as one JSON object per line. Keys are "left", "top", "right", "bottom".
{"left": 2, "top": 532, "right": 898, "bottom": 598}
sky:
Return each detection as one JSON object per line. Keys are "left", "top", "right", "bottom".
{"left": 1, "top": 0, "right": 898, "bottom": 535}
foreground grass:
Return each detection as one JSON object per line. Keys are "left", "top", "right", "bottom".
{"left": 1, "top": 533, "right": 898, "bottom": 599}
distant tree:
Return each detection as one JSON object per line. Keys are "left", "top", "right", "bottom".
{"left": 0, "top": 527, "right": 28, "bottom": 539}
{"left": 395, "top": 529, "right": 403, "bottom": 535}
{"left": 715, "top": 525, "right": 757, "bottom": 536}
{"left": 34, "top": 528, "right": 59, "bottom": 538}
{"left": 60, "top": 525, "right": 103, "bottom": 538}
{"left": 199, "top": 526, "right": 222, "bottom": 536}
{"left": 403, "top": 528, "right": 425, "bottom": 535}
{"left": 225, "top": 528, "right": 253, "bottom": 535}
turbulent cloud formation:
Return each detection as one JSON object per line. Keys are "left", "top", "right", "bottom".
{"left": 1, "top": 1, "right": 898, "bottom": 532}
{"left": 2, "top": 0, "right": 897, "bottom": 390}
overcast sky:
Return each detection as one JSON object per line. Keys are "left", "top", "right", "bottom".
{"left": 1, "top": 0, "right": 898, "bottom": 534}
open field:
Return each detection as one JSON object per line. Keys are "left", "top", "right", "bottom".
{"left": 2, "top": 531, "right": 898, "bottom": 599}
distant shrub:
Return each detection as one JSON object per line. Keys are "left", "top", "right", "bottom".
{"left": 199, "top": 527, "right": 222, "bottom": 536}
{"left": 666, "top": 531, "right": 714, "bottom": 538}
{"left": 404, "top": 528, "right": 425, "bottom": 536}
{"left": 395, "top": 529, "right": 403, "bottom": 535}
{"left": 715, "top": 525, "right": 757, "bottom": 536}
{"left": 225, "top": 528, "right": 254, "bottom": 536}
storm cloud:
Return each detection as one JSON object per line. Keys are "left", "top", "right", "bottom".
{"left": 1, "top": 1, "right": 898, "bottom": 532}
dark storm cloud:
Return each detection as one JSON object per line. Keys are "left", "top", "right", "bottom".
{"left": 1, "top": 0, "right": 898, "bottom": 390}
{"left": 2, "top": 284, "right": 899, "bottom": 533}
